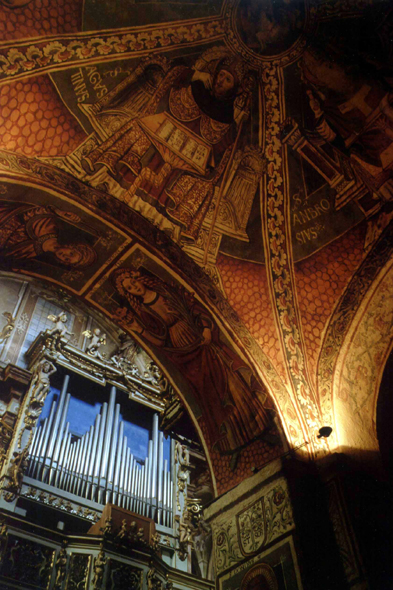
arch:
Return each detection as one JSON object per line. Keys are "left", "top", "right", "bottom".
{"left": 0, "top": 171, "right": 295, "bottom": 494}
{"left": 332, "top": 257, "right": 393, "bottom": 467}
{"left": 317, "top": 220, "right": 393, "bottom": 449}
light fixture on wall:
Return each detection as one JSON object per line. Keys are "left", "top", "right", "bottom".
{"left": 317, "top": 426, "right": 333, "bottom": 439}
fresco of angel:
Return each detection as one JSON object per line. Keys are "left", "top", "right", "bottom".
{"left": 111, "top": 264, "right": 274, "bottom": 453}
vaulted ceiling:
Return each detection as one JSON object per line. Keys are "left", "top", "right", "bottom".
{"left": 1, "top": 0, "right": 392, "bottom": 495}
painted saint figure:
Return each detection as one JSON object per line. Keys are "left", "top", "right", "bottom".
{"left": 112, "top": 266, "right": 273, "bottom": 453}
{"left": 300, "top": 42, "right": 393, "bottom": 201}
{"left": 0, "top": 203, "right": 97, "bottom": 269}
{"left": 81, "top": 49, "right": 251, "bottom": 241}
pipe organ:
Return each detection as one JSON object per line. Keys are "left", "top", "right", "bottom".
{"left": 27, "top": 376, "right": 174, "bottom": 528}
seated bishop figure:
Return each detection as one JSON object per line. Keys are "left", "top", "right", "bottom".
{"left": 81, "top": 48, "right": 251, "bottom": 241}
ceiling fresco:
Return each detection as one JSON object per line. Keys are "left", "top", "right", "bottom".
{"left": 82, "top": 0, "right": 224, "bottom": 31}
{"left": 1, "top": 0, "right": 393, "bottom": 491}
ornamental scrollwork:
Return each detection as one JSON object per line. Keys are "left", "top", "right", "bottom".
{"left": 213, "top": 479, "right": 295, "bottom": 574}
{"left": 1, "top": 446, "right": 29, "bottom": 502}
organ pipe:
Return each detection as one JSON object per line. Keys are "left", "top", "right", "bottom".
{"left": 50, "top": 421, "right": 69, "bottom": 488}
{"left": 57, "top": 430, "right": 71, "bottom": 489}
{"left": 45, "top": 376, "right": 69, "bottom": 472}
{"left": 27, "top": 381, "right": 175, "bottom": 527}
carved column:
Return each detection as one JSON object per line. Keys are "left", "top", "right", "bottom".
{"left": 0, "top": 334, "right": 58, "bottom": 506}
{"left": 0, "top": 365, "right": 31, "bottom": 491}
{"left": 173, "top": 441, "right": 191, "bottom": 570}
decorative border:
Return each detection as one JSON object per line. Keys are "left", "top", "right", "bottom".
{"left": 0, "top": 18, "right": 225, "bottom": 83}
{"left": 22, "top": 484, "right": 100, "bottom": 522}
{"left": 218, "top": 535, "right": 303, "bottom": 590}
{"left": 260, "top": 64, "right": 322, "bottom": 450}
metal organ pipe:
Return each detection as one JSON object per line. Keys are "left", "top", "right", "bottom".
{"left": 70, "top": 437, "right": 82, "bottom": 495}
{"left": 100, "top": 387, "right": 116, "bottom": 480}
{"left": 63, "top": 437, "right": 75, "bottom": 492}
{"left": 52, "top": 421, "right": 69, "bottom": 487}
{"left": 142, "top": 463, "right": 148, "bottom": 515}
{"left": 26, "top": 379, "right": 175, "bottom": 529}
{"left": 130, "top": 454, "right": 137, "bottom": 513}
{"left": 51, "top": 393, "right": 71, "bottom": 464}
{"left": 112, "top": 423, "right": 124, "bottom": 505}
{"left": 80, "top": 425, "right": 94, "bottom": 497}
{"left": 29, "top": 426, "right": 39, "bottom": 461}
{"left": 86, "top": 414, "right": 101, "bottom": 498}
{"left": 92, "top": 402, "right": 107, "bottom": 501}
{"left": 75, "top": 431, "right": 88, "bottom": 496}
{"left": 146, "top": 440, "right": 153, "bottom": 517}
{"left": 151, "top": 413, "right": 159, "bottom": 501}
{"left": 118, "top": 434, "right": 128, "bottom": 507}
{"left": 157, "top": 431, "right": 164, "bottom": 524}
{"left": 57, "top": 429, "right": 71, "bottom": 489}
{"left": 44, "top": 375, "right": 69, "bottom": 477}
{"left": 105, "top": 403, "right": 120, "bottom": 504}
{"left": 48, "top": 393, "right": 71, "bottom": 485}
{"left": 163, "top": 459, "right": 168, "bottom": 527}
{"left": 137, "top": 466, "right": 143, "bottom": 514}
{"left": 28, "top": 421, "right": 44, "bottom": 477}
{"left": 125, "top": 450, "right": 133, "bottom": 510}
{"left": 34, "top": 401, "right": 57, "bottom": 480}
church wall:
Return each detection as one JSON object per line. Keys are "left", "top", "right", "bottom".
{"left": 205, "top": 455, "right": 373, "bottom": 590}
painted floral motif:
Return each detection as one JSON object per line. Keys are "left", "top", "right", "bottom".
{"left": 0, "top": 20, "right": 225, "bottom": 81}
{"left": 261, "top": 63, "right": 322, "bottom": 448}
{"left": 214, "top": 479, "right": 294, "bottom": 574}
{"left": 318, "top": 226, "right": 393, "bottom": 435}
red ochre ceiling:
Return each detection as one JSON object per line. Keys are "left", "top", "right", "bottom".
{"left": 0, "top": 0, "right": 81, "bottom": 41}
{"left": 0, "top": 76, "right": 86, "bottom": 157}
{"left": 1, "top": 0, "right": 393, "bottom": 494}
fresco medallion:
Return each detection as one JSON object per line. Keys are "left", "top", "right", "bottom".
{"left": 235, "top": 0, "right": 306, "bottom": 58}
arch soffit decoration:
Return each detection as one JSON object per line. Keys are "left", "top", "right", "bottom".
{"left": 333, "top": 258, "right": 393, "bottom": 462}
{"left": 318, "top": 220, "right": 393, "bottom": 457}
{"left": 1, "top": 0, "right": 389, "bottom": 473}
{"left": 0, "top": 171, "right": 299, "bottom": 493}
